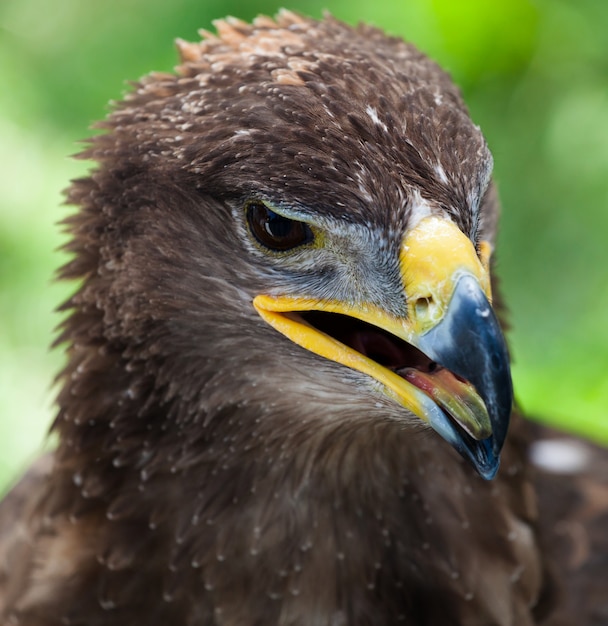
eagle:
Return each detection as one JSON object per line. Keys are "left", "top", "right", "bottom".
{"left": 0, "top": 11, "right": 606, "bottom": 626}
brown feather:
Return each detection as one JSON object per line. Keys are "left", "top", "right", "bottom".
{"left": 530, "top": 429, "right": 608, "bottom": 625}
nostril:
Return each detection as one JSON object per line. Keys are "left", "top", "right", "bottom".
{"left": 414, "top": 296, "right": 433, "bottom": 318}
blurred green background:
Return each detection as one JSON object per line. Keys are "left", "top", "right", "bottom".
{"left": 1, "top": 0, "right": 607, "bottom": 492}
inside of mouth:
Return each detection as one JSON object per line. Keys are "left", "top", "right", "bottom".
{"left": 300, "top": 310, "right": 437, "bottom": 373}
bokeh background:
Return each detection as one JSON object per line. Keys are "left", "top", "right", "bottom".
{"left": 1, "top": 0, "right": 607, "bottom": 493}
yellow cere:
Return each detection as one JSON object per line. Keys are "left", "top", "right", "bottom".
{"left": 400, "top": 216, "right": 492, "bottom": 335}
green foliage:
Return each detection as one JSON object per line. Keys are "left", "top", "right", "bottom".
{"left": 1, "top": 0, "right": 606, "bottom": 491}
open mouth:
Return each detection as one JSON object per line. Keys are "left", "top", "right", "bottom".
{"left": 297, "top": 310, "right": 491, "bottom": 442}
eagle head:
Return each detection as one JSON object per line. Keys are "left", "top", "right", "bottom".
{"left": 61, "top": 12, "right": 511, "bottom": 487}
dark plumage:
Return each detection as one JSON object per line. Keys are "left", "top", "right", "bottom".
{"left": 1, "top": 12, "right": 606, "bottom": 626}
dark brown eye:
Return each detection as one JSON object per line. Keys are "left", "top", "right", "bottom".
{"left": 246, "top": 201, "right": 313, "bottom": 251}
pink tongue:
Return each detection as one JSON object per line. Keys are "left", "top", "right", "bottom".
{"left": 400, "top": 367, "right": 491, "bottom": 440}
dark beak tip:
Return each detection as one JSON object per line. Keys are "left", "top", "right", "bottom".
{"left": 419, "top": 275, "right": 513, "bottom": 479}
{"left": 475, "top": 438, "right": 501, "bottom": 480}
{"left": 446, "top": 434, "right": 498, "bottom": 479}
{"left": 452, "top": 434, "right": 500, "bottom": 480}
{"left": 478, "top": 461, "right": 500, "bottom": 481}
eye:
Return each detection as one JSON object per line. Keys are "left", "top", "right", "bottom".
{"left": 246, "top": 200, "right": 314, "bottom": 251}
